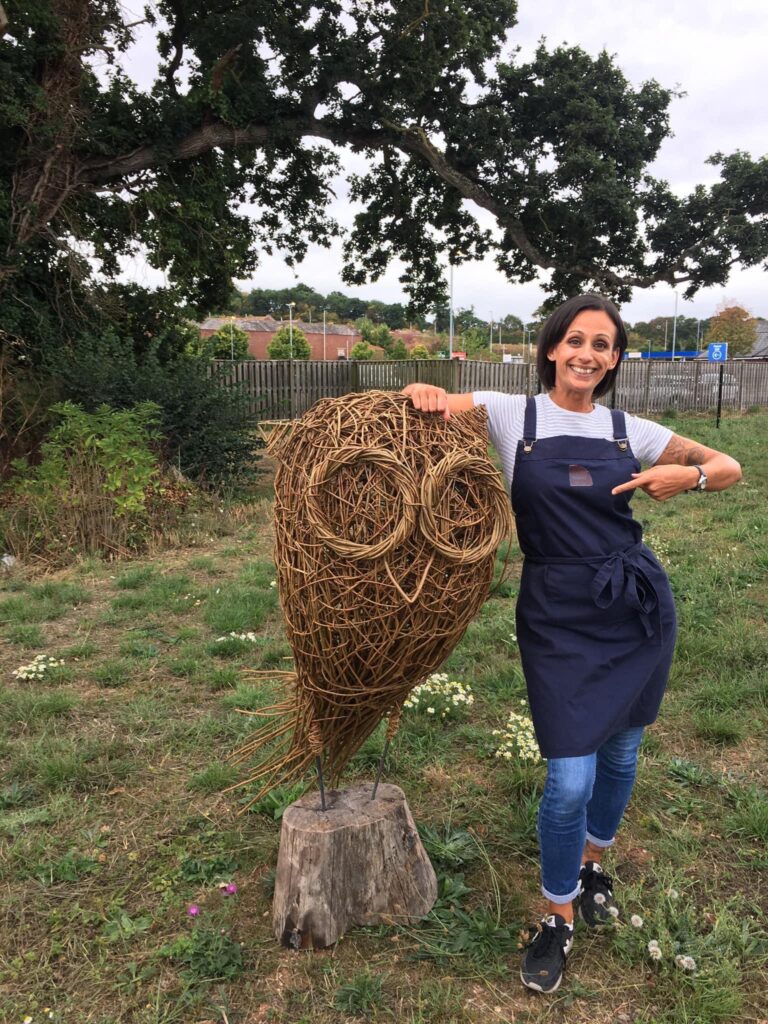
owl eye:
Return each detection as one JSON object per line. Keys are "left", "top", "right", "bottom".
{"left": 305, "top": 447, "right": 419, "bottom": 560}
{"left": 419, "top": 453, "right": 512, "bottom": 564}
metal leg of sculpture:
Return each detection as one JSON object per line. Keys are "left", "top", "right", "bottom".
{"left": 315, "top": 755, "right": 327, "bottom": 811}
{"left": 370, "top": 738, "right": 391, "bottom": 800}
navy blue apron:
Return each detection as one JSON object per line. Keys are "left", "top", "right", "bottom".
{"left": 511, "top": 397, "right": 676, "bottom": 758}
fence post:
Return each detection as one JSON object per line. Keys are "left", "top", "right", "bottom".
{"left": 643, "top": 360, "right": 651, "bottom": 417}
{"left": 452, "top": 358, "right": 461, "bottom": 394}
{"left": 350, "top": 360, "right": 360, "bottom": 394}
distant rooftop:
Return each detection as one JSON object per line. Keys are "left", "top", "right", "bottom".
{"left": 200, "top": 316, "right": 358, "bottom": 336}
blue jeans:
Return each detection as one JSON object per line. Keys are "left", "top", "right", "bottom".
{"left": 538, "top": 726, "right": 644, "bottom": 903}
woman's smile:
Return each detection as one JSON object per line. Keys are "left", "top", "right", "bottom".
{"left": 547, "top": 310, "right": 620, "bottom": 410}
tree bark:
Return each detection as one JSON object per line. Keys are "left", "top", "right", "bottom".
{"left": 272, "top": 782, "right": 437, "bottom": 949}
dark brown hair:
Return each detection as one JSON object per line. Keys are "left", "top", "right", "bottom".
{"left": 536, "top": 294, "right": 628, "bottom": 399}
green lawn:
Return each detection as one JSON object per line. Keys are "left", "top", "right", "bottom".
{"left": 1, "top": 412, "right": 766, "bottom": 1024}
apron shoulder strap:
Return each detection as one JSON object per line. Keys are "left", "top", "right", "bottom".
{"left": 523, "top": 396, "right": 537, "bottom": 452}
{"left": 610, "top": 408, "right": 629, "bottom": 451}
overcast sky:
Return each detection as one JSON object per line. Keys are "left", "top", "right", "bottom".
{"left": 118, "top": 0, "right": 768, "bottom": 325}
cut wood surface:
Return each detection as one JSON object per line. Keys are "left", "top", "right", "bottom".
{"left": 272, "top": 783, "right": 437, "bottom": 949}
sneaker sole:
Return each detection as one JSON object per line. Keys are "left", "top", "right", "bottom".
{"left": 520, "top": 970, "right": 563, "bottom": 994}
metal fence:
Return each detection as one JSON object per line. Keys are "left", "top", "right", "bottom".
{"left": 211, "top": 358, "right": 768, "bottom": 420}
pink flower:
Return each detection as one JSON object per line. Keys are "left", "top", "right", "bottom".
{"left": 187, "top": 904, "right": 200, "bottom": 917}
{"left": 225, "top": 882, "right": 238, "bottom": 896}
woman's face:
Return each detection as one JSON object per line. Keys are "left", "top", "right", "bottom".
{"left": 547, "top": 309, "right": 620, "bottom": 396}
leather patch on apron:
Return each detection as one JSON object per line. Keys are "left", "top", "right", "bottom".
{"left": 568, "top": 464, "right": 593, "bottom": 487}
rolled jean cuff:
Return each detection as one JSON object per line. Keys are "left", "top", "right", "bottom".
{"left": 585, "top": 830, "right": 615, "bottom": 849}
{"left": 541, "top": 881, "right": 581, "bottom": 905}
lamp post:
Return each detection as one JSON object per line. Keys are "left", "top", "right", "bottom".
{"left": 286, "top": 302, "right": 295, "bottom": 358}
{"left": 671, "top": 291, "right": 679, "bottom": 361}
{"left": 489, "top": 312, "right": 493, "bottom": 353}
{"left": 229, "top": 315, "right": 235, "bottom": 360}
{"left": 448, "top": 263, "right": 454, "bottom": 358}
{"left": 322, "top": 307, "right": 327, "bottom": 361}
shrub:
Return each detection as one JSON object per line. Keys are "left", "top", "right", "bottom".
{"left": 0, "top": 401, "right": 181, "bottom": 562}
{"left": 44, "top": 333, "right": 262, "bottom": 487}
{"left": 350, "top": 341, "right": 374, "bottom": 360}
{"left": 267, "top": 325, "right": 310, "bottom": 359}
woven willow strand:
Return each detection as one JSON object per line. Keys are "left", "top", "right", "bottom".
{"left": 228, "top": 391, "right": 513, "bottom": 805}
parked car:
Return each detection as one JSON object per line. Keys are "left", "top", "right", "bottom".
{"left": 696, "top": 372, "right": 739, "bottom": 400}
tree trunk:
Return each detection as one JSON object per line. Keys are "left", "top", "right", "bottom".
{"left": 272, "top": 782, "right": 437, "bottom": 949}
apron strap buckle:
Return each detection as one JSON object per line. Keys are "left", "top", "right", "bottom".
{"left": 616, "top": 438, "right": 628, "bottom": 451}
{"left": 523, "top": 439, "right": 535, "bottom": 453}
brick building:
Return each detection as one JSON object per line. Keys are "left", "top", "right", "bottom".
{"left": 199, "top": 316, "right": 362, "bottom": 360}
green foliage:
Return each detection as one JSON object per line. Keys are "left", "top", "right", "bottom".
{"left": 389, "top": 338, "right": 409, "bottom": 360}
{"left": 267, "top": 325, "right": 311, "bottom": 359}
{"left": 1, "top": 401, "right": 163, "bottom": 560}
{"left": 171, "top": 927, "right": 243, "bottom": 982}
{"left": 333, "top": 972, "right": 385, "bottom": 1016}
{"left": 350, "top": 340, "right": 374, "bottom": 360}
{"left": 43, "top": 336, "right": 262, "bottom": 487}
{"left": 410, "top": 344, "right": 429, "bottom": 359}
{"left": 2, "top": 0, "right": 766, "bottom": 369}
{"left": 704, "top": 305, "right": 758, "bottom": 356}
{"left": 199, "top": 323, "right": 251, "bottom": 360}
{"left": 418, "top": 824, "right": 479, "bottom": 870}
{"left": 246, "top": 782, "right": 307, "bottom": 820}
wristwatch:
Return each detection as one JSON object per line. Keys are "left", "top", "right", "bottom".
{"left": 688, "top": 464, "right": 707, "bottom": 492}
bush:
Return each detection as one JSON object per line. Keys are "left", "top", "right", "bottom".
{"left": 350, "top": 341, "right": 374, "bottom": 360}
{"left": 267, "top": 325, "right": 310, "bottom": 359}
{"left": 0, "top": 401, "right": 176, "bottom": 561}
{"left": 43, "top": 333, "right": 262, "bottom": 488}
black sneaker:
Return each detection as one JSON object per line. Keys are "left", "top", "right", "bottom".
{"left": 577, "top": 861, "right": 620, "bottom": 926}
{"left": 519, "top": 914, "right": 573, "bottom": 993}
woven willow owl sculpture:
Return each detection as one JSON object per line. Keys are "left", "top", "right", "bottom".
{"left": 231, "top": 390, "right": 512, "bottom": 799}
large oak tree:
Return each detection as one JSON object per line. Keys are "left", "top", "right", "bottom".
{"left": 2, "top": 0, "right": 767, "bottom": 359}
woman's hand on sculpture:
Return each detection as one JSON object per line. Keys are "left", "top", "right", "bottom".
{"left": 401, "top": 384, "right": 474, "bottom": 422}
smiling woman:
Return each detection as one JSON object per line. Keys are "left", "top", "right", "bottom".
{"left": 402, "top": 291, "right": 742, "bottom": 995}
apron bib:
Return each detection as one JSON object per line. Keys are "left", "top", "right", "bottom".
{"left": 511, "top": 397, "right": 676, "bottom": 758}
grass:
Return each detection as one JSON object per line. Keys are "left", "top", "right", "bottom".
{"left": 0, "top": 410, "right": 766, "bottom": 1023}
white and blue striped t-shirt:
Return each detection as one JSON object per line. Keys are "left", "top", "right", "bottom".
{"left": 473, "top": 392, "right": 673, "bottom": 488}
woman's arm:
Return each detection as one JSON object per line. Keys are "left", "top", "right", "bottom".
{"left": 400, "top": 383, "right": 475, "bottom": 421}
{"left": 612, "top": 433, "right": 742, "bottom": 502}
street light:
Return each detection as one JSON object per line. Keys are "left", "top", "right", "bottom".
{"left": 489, "top": 312, "right": 493, "bottom": 352}
{"left": 322, "top": 307, "right": 328, "bottom": 362}
{"left": 671, "top": 291, "right": 679, "bottom": 361}
{"left": 285, "top": 302, "right": 295, "bottom": 358}
{"left": 229, "top": 315, "right": 235, "bottom": 360}
{"left": 448, "top": 263, "right": 454, "bottom": 358}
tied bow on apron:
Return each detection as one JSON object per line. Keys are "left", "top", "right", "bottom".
{"left": 590, "top": 543, "right": 660, "bottom": 640}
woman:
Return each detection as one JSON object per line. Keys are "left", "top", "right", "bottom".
{"left": 402, "top": 294, "right": 741, "bottom": 994}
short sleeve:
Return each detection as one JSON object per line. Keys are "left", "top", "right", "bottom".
{"left": 625, "top": 413, "right": 673, "bottom": 466}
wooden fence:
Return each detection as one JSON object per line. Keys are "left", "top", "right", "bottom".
{"left": 211, "top": 358, "right": 768, "bottom": 420}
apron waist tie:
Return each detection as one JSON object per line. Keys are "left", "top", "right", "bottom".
{"left": 527, "top": 543, "right": 661, "bottom": 640}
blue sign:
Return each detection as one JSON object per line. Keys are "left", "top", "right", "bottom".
{"left": 708, "top": 342, "right": 728, "bottom": 362}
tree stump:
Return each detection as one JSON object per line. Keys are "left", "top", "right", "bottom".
{"left": 272, "top": 782, "right": 437, "bottom": 949}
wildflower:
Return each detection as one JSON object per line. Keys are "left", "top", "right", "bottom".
{"left": 607, "top": 906, "right": 620, "bottom": 918}
{"left": 270, "top": 580, "right": 277, "bottom": 588}
{"left": 593, "top": 893, "right": 606, "bottom": 905}
{"left": 675, "top": 954, "right": 697, "bottom": 971}
{"left": 426, "top": 707, "right": 435, "bottom": 715}
{"left": 24, "top": 1016, "right": 33, "bottom": 1024}
{"left": 666, "top": 887, "right": 679, "bottom": 900}
{"left": 647, "top": 940, "right": 662, "bottom": 961}
{"left": 187, "top": 904, "right": 200, "bottom": 917}
{"left": 631, "top": 914, "right": 644, "bottom": 928}
{"left": 218, "top": 881, "right": 238, "bottom": 896}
